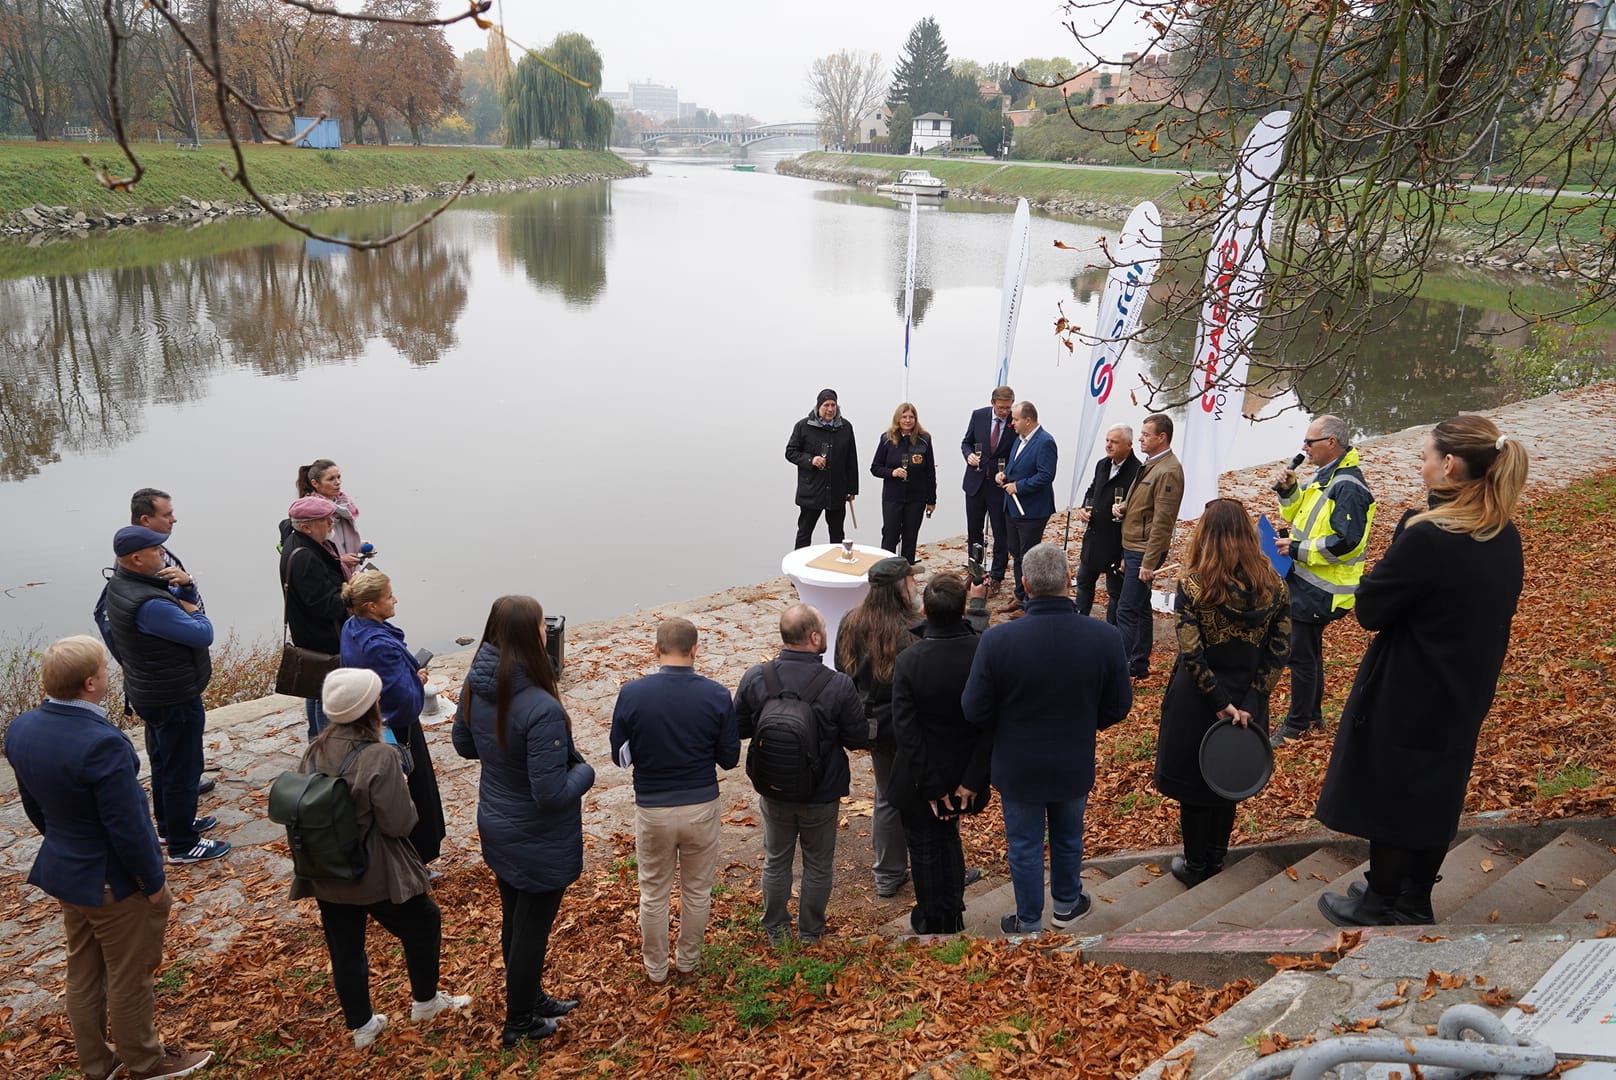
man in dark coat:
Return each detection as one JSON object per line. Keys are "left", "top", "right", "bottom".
{"left": 959, "top": 386, "right": 1016, "bottom": 590}
{"left": 279, "top": 495, "right": 348, "bottom": 738}
{"left": 996, "top": 401, "right": 1059, "bottom": 611}
{"left": 1073, "top": 425, "right": 1142, "bottom": 623}
{"left": 962, "top": 543, "right": 1132, "bottom": 934}
{"left": 889, "top": 575, "right": 993, "bottom": 934}
{"left": 103, "top": 526, "right": 227, "bottom": 866}
{"left": 734, "top": 603, "right": 869, "bottom": 947}
{"left": 4, "top": 636, "right": 212, "bottom": 1080}
{"left": 785, "top": 389, "right": 859, "bottom": 549}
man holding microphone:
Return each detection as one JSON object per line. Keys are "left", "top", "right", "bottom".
{"left": 1270, "top": 414, "right": 1376, "bottom": 747}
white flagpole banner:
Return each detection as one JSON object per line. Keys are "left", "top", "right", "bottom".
{"left": 1180, "top": 110, "right": 1292, "bottom": 519}
{"left": 1066, "top": 201, "right": 1163, "bottom": 511}
{"left": 902, "top": 192, "right": 918, "bottom": 400}
{"left": 994, "top": 198, "right": 1032, "bottom": 388}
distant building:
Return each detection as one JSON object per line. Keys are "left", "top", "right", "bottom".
{"left": 601, "top": 90, "right": 631, "bottom": 110}
{"left": 855, "top": 105, "right": 890, "bottom": 143}
{"left": 679, "top": 101, "right": 698, "bottom": 121}
{"left": 1005, "top": 108, "right": 1042, "bottom": 129}
{"left": 978, "top": 79, "right": 1010, "bottom": 110}
{"left": 910, "top": 111, "right": 953, "bottom": 154}
{"left": 1567, "top": 0, "right": 1616, "bottom": 116}
{"left": 629, "top": 80, "right": 679, "bottom": 122}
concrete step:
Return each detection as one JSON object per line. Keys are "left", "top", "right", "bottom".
{"left": 1122, "top": 855, "right": 1282, "bottom": 933}
{"left": 1551, "top": 862, "right": 1616, "bottom": 925}
{"left": 1191, "top": 848, "right": 1360, "bottom": 932}
{"left": 953, "top": 866, "right": 1112, "bottom": 938}
{"left": 1264, "top": 834, "right": 1509, "bottom": 928}
{"left": 1083, "top": 861, "right": 1185, "bottom": 934}
{"left": 1448, "top": 829, "right": 1616, "bottom": 925}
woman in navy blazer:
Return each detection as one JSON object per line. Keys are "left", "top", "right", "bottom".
{"left": 871, "top": 403, "right": 937, "bottom": 563}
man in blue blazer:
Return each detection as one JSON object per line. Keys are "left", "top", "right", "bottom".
{"left": 958, "top": 386, "right": 1016, "bottom": 590}
{"left": 961, "top": 545, "right": 1132, "bottom": 935}
{"left": 995, "top": 401, "right": 1059, "bottom": 610}
{"left": 4, "top": 636, "right": 211, "bottom": 1080}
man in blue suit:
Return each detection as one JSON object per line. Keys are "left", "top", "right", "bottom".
{"left": 4, "top": 636, "right": 212, "bottom": 1080}
{"left": 959, "top": 386, "right": 1016, "bottom": 591}
{"left": 961, "top": 545, "right": 1132, "bottom": 935}
{"left": 995, "top": 401, "right": 1059, "bottom": 611}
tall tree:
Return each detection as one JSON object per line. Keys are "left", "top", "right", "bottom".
{"left": 887, "top": 16, "right": 951, "bottom": 113}
{"left": 0, "top": 0, "right": 67, "bottom": 139}
{"left": 503, "top": 31, "right": 611, "bottom": 150}
{"left": 805, "top": 48, "right": 884, "bottom": 149}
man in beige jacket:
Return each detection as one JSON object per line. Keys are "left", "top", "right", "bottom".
{"left": 1115, "top": 413, "right": 1185, "bottom": 679}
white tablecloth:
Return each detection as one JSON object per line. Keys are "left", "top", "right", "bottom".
{"left": 779, "top": 543, "right": 897, "bottom": 667}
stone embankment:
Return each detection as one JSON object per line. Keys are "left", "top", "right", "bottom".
{"left": 0, "top": 167, "right": 647, "bottom": 240}
{"left": 1, "top": 383, "right": 1614, "bottom": 1020}
{"left": 776, "top": 154, "right": 1589, "bottom": 278}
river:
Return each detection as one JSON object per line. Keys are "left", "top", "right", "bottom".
{"left": 0, "top": 157, "right": 1589, "bottom": 651}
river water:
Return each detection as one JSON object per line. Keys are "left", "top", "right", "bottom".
{"left": 0, "top": 158, "right": 1581, "bottom": 651}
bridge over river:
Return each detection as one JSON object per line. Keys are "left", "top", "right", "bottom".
{"left": 639, "top": 122, "right": 816, "bottom": 155}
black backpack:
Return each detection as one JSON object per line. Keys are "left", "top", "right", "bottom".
{"left": 268, "top": 746, "right": 369, "bottom": 881}
{"left": 745, "top": 662, "right": 835, "bottom": 802}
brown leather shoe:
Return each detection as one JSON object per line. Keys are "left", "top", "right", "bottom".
{"left": 128, "top": 1049, "right": 213, "bottom": 1080}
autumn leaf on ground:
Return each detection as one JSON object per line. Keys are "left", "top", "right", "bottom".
{"left": 1478, "top": 986, "right": 1516, "bottom": 1006}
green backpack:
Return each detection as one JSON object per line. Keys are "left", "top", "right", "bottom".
{"left": 268, "top": 746, "right": 369, "bottom": 881}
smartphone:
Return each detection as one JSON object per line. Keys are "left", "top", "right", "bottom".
{"left": 967, "top": 542, "right": 985, "bottom": 586}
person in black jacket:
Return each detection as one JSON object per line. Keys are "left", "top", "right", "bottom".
{"left": 734, "top": 604, "right": 868, "bottom": 947}
{"left": 785, "top": 389, "right": 859, "bottom": 549}
{"left": 279, "top": 496, "right": 348, "bottom": 739}
{"left": 960, "top": 386, "right": 1016, "bottom": 591}
{"left": 609, "top": 618, "right": 741, "bottom": 984}
{"left": 1073, "top": 425, "right": 1141, "bottom": 623}
{"left": 871, "top": 403, "right": 937, "bottom": 564}
{"left": 1314, "top": 416, "right": 1528, "bottom": 927}
{"left": 889, "top": 575, "right": 994, "bottom": 934}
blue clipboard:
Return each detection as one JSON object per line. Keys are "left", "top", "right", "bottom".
{"left": 1258, "top": 515, "right": 1293, "bottom": 580}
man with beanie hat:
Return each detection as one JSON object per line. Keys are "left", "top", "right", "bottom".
{"left": 785, "top": 389, "right": 859, "bottom": 549}
{"left": 103, "top": 527, "right": 228, "bottom": 865}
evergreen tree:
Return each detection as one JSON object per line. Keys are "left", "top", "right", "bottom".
{"left": 887, "top": 17, "right": 952, "bottom": 113}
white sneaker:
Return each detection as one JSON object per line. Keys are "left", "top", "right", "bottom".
{"left": 352, "top": 1013, "right": 387, "bottom": 1049}
{"left": 411, "top": 990, "right": 471, "bottom": 1022}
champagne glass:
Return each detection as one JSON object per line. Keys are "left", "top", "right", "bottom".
{"left": 973, "top": 441, "right": 983, "bottom": 470}
{"left": 1112, "top": 490, "right": 1126, "bottom": 520}
{"left": 820, "top": 441, "right": 831, "bottom": 469}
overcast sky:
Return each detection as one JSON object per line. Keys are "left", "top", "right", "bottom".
{"left": 444, "top": 2, "right": 1151, "bottom": 123}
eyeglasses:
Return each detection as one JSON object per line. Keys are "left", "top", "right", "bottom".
{"left": 1301, "top": 436, "right": 1335, "bottom": 446}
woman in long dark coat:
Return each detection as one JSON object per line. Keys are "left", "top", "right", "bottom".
{"left": 1315, "top": 415, "right": 1528, "bottom": 926}
{"left": 1153, "top": 499, "right": 1290, "bottom": 887}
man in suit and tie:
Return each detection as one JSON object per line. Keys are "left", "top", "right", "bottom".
{"left": 959, "top": 386, "right": 1016, "bottom": 592}
{"left": 4, "top": 636, "right": 212, "bottom": 1080}
{"left": 1073, "top": 425, "right": 1142, "bottom": 623}
{"left": 995, "top": 401, "right": 1059, "bottom": 613}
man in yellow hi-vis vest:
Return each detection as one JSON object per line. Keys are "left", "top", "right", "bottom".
{"left": 1271, "top": 414, "right": 1376, "bottom": 747}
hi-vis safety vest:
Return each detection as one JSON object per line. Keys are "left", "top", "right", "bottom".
{"left": 1278, "top": 448, "right": 1375, "bottom": 614}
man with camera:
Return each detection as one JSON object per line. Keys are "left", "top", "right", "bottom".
{"left": 1270, "top": 414, "right": 1376, "bottom": 747}
{"left": 1073, "top": 425, "right": 1142, "bottom": 624}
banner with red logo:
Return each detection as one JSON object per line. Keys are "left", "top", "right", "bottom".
{"left": 1066, "top": 201, "right": 1162, "bottom": 511}
{"left": 1179, "top": 110, "right": 1292, "bottom": 519}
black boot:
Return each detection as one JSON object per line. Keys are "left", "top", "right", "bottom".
{"left": 1318, "top": 885, "right": 1399, "bottom": 926}
{"left": 1171, "top": 805, "right": 1215, "bottom": 887}
{"left": 1346, "top": 876, "right": 1438, "bottom": 924}
{"left": 533, "top": 994, "right": 579, "bottom": 1019}
{"left": 1208, "top": 804, "right": 1236, "bottom": 875}
{"left": 500, "top": 1014, "right": 559, "bottom": 1049}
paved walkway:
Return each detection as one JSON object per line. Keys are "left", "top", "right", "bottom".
{"left": 4, "top": 383, "right": 1616, "bottom": 1019}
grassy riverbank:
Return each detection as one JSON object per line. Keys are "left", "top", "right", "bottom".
{"left": 0, "top": 143, "right": 638, "bottom": 212}
{"left": 791, "top": 151, "right": 1609, "bottom": 245}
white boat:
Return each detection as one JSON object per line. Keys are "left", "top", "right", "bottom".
{"left": 878, "top": 170, "right": 947, "bottom": 198}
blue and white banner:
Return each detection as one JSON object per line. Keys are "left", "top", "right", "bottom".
{"left": 1180, "top": 110, "right": 1292, "bottom": 519}
{"left": 902, "top": 192, "right": 918, "bottom": 399}
{"left": 994, "top": 198, "right": 1032, "bottom": 387}
{"left": 1066, "top": 201, "right": 1162, "bottom": 511}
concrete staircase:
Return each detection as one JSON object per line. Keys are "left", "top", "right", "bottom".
{"left": 883, "top": 817, "right": 1616, "bottom": 985}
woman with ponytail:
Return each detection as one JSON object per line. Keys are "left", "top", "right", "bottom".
{"left": 1315, "top": 416, "right": 1529, "bottom": 927}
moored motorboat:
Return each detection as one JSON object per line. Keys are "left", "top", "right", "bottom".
{"left": 877, "top": 169, "right": 946, "bottom": 197}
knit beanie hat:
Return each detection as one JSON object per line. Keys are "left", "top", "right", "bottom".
{"left": 322, "top": 668, "right": 382, "bottom": 725}
{"left": 816, "top": 388, "right": 838, "bottom": 407}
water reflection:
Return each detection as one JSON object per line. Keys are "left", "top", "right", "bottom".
{"left": 497, "top": 185, "right": 611, "bottom": 303}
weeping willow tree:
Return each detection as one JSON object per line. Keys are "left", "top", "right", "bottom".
{"left": 1039, "top": 0, "right": 1616, "bottom": 406}
{"left": 503, "top": 31, "right": 614, "bottom": 150}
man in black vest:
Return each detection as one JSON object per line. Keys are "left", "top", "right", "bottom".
{"left": 1072, "top": 425, "right": 1142, "bottom": 623}
{"left": 103, "top": 526, "right": 229, "bottom": 865}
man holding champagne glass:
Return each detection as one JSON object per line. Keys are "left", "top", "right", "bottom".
{"left": 786, "top": 389, "right": 860, "bottom": 549}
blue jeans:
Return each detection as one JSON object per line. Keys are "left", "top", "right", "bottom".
{"left": 141, "top": 697, "right": 206, "bottom": 854}
{"left": 305, "top": 697, "right": 328, "bottom": 740}
{"left": 1116, "top": 549, "right": 1152, "bottom": 675}
{"left": 1000, "top": 795, "right": 1087, "bottom": 925}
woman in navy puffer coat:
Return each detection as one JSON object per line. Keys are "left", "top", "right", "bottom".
{"left": 452, "top": 595, "right": 594, "bottom": 1049}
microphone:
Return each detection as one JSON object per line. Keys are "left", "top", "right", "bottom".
{"left": 1272, "top": 453, "right": 1305, "bottom": 493}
